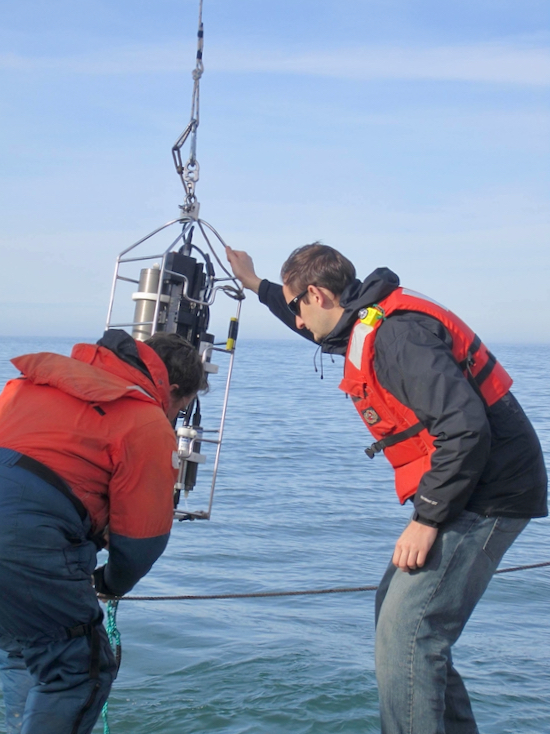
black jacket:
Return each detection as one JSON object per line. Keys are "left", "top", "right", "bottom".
{"left": 258, "top": 270, "right": 548, "bottom": 525}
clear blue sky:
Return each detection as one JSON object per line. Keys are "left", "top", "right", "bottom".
{"left": 1, "top": 0, "right": 548, "bottom": 341}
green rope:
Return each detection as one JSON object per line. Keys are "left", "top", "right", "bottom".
{"left": 101, "top": 700, "right": 111, "bottom": 734}
{"left": 101, "top": 600, "right": 122, "bottom": 734}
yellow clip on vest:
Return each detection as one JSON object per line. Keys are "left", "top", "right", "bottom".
{"left": 358, "top": 306, "right": 384, "bottom": 327}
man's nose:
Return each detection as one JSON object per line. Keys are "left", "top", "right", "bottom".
{"left": 295, "top": 316, "right": 306, "bottom": 330}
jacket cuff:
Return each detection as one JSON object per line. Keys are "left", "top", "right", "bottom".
{"left": 93, "top": 565, "right": 116, "bottom": 596}
{"left": 412, "top": 510, "right": 440, "bottom": 529}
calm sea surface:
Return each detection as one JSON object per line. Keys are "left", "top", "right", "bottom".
{"left": 0, "top": 337, "right": 548, "bottom": 734}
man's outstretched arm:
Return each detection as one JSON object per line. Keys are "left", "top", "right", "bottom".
{"left": 226, "top": 246, "right": 316, "bottom": 342}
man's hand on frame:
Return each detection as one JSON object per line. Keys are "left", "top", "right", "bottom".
{"left": 226, "top": 246, "right": 262, "bottom": 293}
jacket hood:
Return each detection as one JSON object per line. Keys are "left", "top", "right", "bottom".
{"left": 321, "top": 267, "right": 400, "bottom": 354}
{"left": 11, "top": 330, "right": 171, "bottom": 412}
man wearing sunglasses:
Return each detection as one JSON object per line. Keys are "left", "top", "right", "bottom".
{"left": 226, "top": 242, "right": 547, "bottom": 734}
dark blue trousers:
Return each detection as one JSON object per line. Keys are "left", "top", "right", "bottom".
{"left": 0, "top": 448, "right": 117, "bottom": 734}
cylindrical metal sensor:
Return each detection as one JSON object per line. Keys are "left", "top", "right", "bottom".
{"left": 132, "top": 265, "right": 161, "bottom": 340}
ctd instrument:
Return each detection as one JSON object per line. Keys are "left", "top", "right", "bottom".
{"left": 105, "top": 0, "right": 244, "bottom": 521}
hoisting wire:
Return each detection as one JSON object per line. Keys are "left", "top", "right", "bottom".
{"left": 172, "top": 0, "right": 204, "bottom": 213}
{"left": 168, "top": 0, "right": 243, "bottom": 301}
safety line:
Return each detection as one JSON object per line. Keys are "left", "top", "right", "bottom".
{"left": 111, "top": 560, "right": 550, "bottom": 602}
{"left": 101, "top": 600, "right": 121, "bottom": 734}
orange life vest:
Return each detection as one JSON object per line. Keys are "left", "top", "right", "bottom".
{"left": 339, "top": 287, "right": 513, "bottom": 503}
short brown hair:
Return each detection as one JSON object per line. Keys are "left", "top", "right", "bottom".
{"left": 280, "top": 242, "right": 356, "bottom": 297}
{"left": 145, "top": 333, "right": 208, "bottom": 398}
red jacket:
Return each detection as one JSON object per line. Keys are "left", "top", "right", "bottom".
{"left": 0, "top": 340, "right": 177, "bottom": 539}
{"left": 339, "top": 287, "right": 513, "bottom": 504}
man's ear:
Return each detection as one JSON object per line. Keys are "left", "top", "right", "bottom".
{"left": 310, "top": 285, "right": 337, "bottom": 308}
{"left": 308, "top": 285, "right": 324, "bottom": 304}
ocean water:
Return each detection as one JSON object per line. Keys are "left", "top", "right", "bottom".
{"left": 0, "top": 337, "right": 548, "bottom": 734}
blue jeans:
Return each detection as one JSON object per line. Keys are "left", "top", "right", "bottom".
{"left": 0, "top": 449, "right": 117, "bottom": 734}
{"left": 375, "top": 509, "right": 529, "bottom": 734}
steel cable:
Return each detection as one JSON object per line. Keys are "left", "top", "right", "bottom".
{"left": 105, "top": 560, "right": 550, "bottom": 602}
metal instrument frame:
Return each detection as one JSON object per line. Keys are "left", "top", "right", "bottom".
{"left": 105, "top": 211, "right": 244, "bottom": 521}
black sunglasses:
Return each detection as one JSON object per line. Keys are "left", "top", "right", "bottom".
{"left": 286, "top": 287, "right": 309, "bottom": 316}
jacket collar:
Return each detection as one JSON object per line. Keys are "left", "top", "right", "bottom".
{"left": 320, "top": 267, "right": 400, "bottom": 355}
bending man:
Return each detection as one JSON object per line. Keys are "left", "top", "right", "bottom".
{"left": 0, "top": 329, "right": 206, "bottom": 734}
{"left": 227, "top": 243, "right": 547, "bottom": 734}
